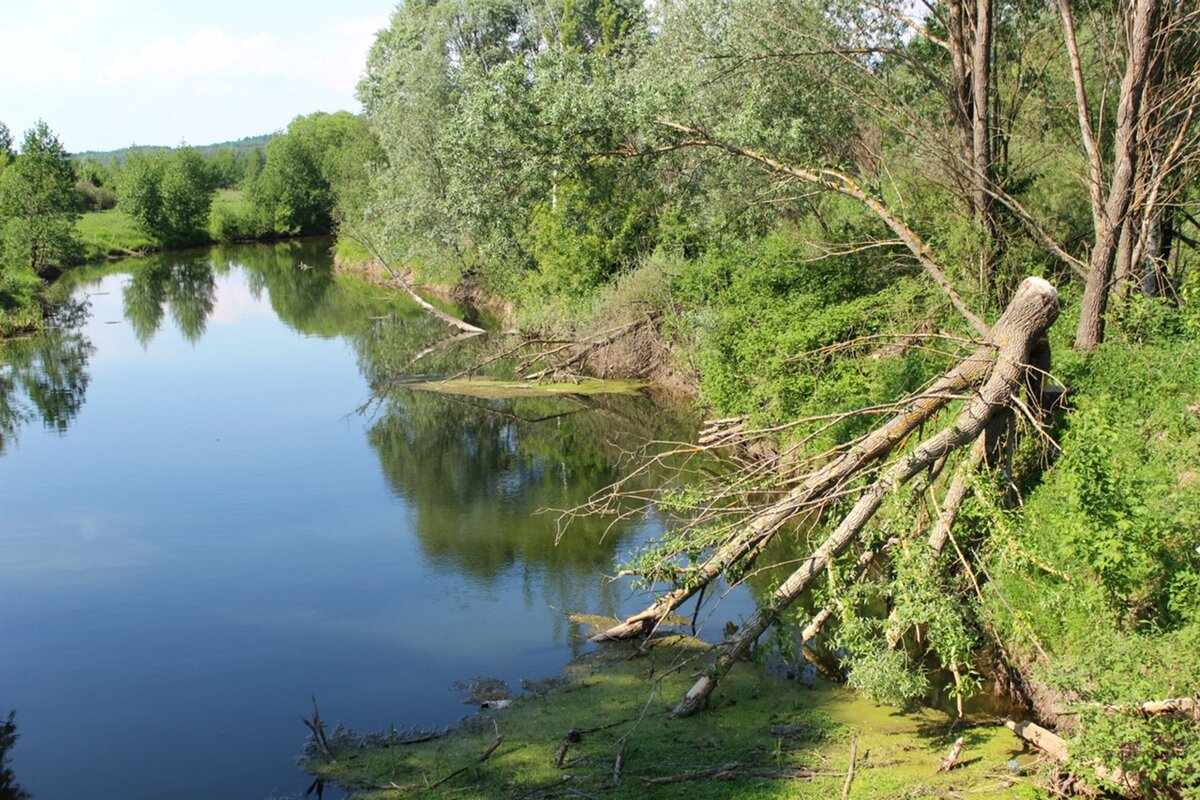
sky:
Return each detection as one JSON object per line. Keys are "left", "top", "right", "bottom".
{"left": 1, "top": 0, "right": 393, "bottom": 153}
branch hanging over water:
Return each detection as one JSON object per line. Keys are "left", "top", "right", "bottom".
{"left": 340, "top": 228, "right": 487, "bottom": 335}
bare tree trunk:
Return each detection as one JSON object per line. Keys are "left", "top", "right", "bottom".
{"left": 1075, "top": 0, "right": 1162, "bottom": 351}
{"left": 1058, "top": 0, "right": 1107, "bottom": 230}
{"left": 672, "top": 277, "right": 1060, "bottom": 717}
{"left": 949, "top": 1, "right": 975, "bottom": 210}
{"left": 971, "top": 0, "right": 995, "bottom": 248}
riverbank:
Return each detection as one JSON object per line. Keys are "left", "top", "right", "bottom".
{"left": 304, "top": 626, "right": 1036, "bottom": 799}
{"left": 75, "top": 189, "right": 292, "bottom": 261}
{"left": 330, "top": 242, "right": 699, "bottom": 396}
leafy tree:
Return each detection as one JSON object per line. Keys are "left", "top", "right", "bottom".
{"left": 119, "top": 147, "right": 214, "bottom": 245}
{"left": 249, "top": 111, "right": 379, "bottom": 236}
{"left": 0, "top": 121, "right": 82, "bottom": 281}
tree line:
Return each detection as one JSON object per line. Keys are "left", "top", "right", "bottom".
{"left": 0, "top": 111, "right": 376, "bottom": 334}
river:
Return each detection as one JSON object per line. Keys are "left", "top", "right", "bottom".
{"left": 0, "top": 240, "right": 733, "bottom": 800}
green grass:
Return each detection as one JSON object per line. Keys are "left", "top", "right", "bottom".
{"left": 333, "top": 235, "right": 373, "bottom": 265}
{"left": 77, "top": 189, "right": 254, "bottom": 261}
{"left": 76, "top": 208, "right": 158, "bottom": 260}
{"left": 306, "top": 629, "right": 1038, "bottom": 799}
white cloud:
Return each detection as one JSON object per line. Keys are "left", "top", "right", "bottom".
{"left": 101, "top": 28, "right": 283, "bottom": 84}
{"left": 2, "top": 4, "right": 389, "bottom": 150}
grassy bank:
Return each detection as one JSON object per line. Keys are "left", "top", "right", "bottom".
{"left": 76, "top": 189, "right": 257, "bottom": 261}
{"left": 306, "top": 629, "right": 1035, "bottom": 799}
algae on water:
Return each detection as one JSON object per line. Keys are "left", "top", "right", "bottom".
{"left": 304, "top": 630, "right": 1039, "bottom": 799}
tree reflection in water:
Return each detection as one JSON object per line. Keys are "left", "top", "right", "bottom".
{"left": 0, "top": 299, "right": 92, "bottom": 456}
{"left": 121, "top": 255, "right": 217, "bottom": 345}
{"left": 0, "top": 711, "right": 30, "bottom": 800}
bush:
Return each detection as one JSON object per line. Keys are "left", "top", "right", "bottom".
{"left": 74, "top": 179, "right": 117, "bottom": 211}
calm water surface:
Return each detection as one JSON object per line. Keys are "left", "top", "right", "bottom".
{"left": 0, "top": 241, "right": 721, "bottom": 800}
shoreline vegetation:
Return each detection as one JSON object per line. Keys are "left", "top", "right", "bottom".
{"left": 303, "top": 625, "right": 1038, "bottom": 800}
{"left": 4, "top": 0, "right": 1199, "bottom": 796}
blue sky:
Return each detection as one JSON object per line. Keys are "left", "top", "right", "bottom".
{"left": 1, "top": 0, "right": 393, "bottom": 152}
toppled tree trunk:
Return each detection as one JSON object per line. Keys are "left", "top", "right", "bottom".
{"left": 342, "top": 230, "right": 487, "bottom": 335}
{"left": 672, "top": 277, "right": 1059, "bottom": 717}
{"left": 592, "top": 335, "right": 1004, "bottom": 642}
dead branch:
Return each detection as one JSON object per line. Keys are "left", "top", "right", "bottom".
{"left": 937, "top": 736, "right": 966, "bottom": 773}
{"left": 592, "top": 279, "right": 1053, "bottom": 644}
{"left": 671, "top": 278, "right": 1058, "bottom": 717}
{"left": 301, "top": 696, "right": 336, "bottom": 763}
{"left": 841, "top": 734, "right": 858, "bottom": 800}
{"left": 426, "top": 731, "right": 505, "bottom": 790}
{"left": 1005, "top": 719, "right": 1136, "bottom": 797}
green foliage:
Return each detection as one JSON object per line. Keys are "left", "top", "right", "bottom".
{"left": 978, "top": 338, "right": 1200, "bottom": 795}
{"left": 119, "top": 146, "right": 215, "bottom": 245}
{"left": 248, "top": 111, "right": 378, "bottom": 236}
{"left": 0, "top": 121, "right": 82, "bottom": 279}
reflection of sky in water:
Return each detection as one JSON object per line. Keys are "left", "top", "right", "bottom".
{"left": 0, "top": 246, "right": 751, "bottom": 800}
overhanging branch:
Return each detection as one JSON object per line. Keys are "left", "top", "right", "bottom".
{"left": 654, "top": 120, "right": 989, "bottom": 336}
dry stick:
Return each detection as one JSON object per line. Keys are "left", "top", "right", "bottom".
{"left": 342, "top": 229, "right": 487, "bottom": 335}
{"left": 426, "top": 732, "right": 505, "bottom": 790}
{"left": 592, "top": 340, "right": 1007, "bottom": 642}
{"left": 937, "top": 736, "right": 966, "bottom": 773}
{"left": 611, "top": 735, "right": 628, "bottom": 785}
{"left": 642, "top": 762, "right": 741, "bottom": 786}
{"left": 671, "top": 278, "right": 1059, "bottom": 717}
{"left": 301, "top": 696, "right": 336, "bottom": 763}
{"left": 841, "top": 734, "right": 858, "bottom": 800}
{"left": 655, "top": 120, "right": 989, "bottom": 337}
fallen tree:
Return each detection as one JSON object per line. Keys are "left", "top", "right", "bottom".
{"left": 592, "top": 277, "right": 1055, "bottom": 646}
{"left": 671, "top": 276, "right": 1059, "bottom": 715}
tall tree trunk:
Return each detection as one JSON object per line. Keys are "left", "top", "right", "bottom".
{"left": 948, "top": 1, "right": 974, "bottom": 212}
{"left": 1075, "top": 0, "right": 1161, "bottom": 351}
{"left": 971, "top": 0, "right": 994, "bottom": 231}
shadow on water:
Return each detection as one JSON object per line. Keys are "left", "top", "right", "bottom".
{"left": 0, "top": 712, "right": 30, "bottom": 800}
{"left": 0, "top": 300, "right": 93, "bottom": 456}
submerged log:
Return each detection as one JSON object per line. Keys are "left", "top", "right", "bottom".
{"left": 671, "top": 278, "right": 1059, "bottom": 717}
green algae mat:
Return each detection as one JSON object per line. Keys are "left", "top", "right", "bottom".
{"left": 305, "top": 631, "right": 1041, "bottom": 799}
{"left": 401, "top": 376, "right": 648, "bottom": 400}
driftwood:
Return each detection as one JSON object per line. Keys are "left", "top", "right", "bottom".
{"left": 936, "top": 736, "right": 965, "bottom": 773}
{"left": 672, "top": 277, "right": 1059, "bottom": 717}
{"left": 1005, "top": 719, "right": 1136, "bottom": 797}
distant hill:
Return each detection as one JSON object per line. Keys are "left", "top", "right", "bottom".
{"left": 74, "top": 134, "right": 272, "bottom": 163}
